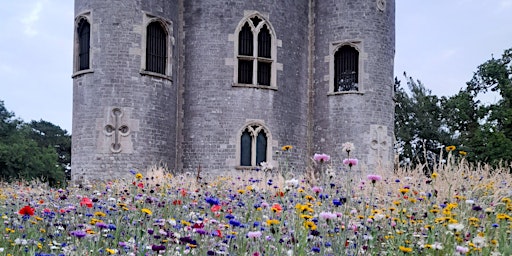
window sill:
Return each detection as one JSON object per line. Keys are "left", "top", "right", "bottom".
{"left": 233, "top": 83, "right": 277, "bottom": 90}
{"left": 235, "top": 166, "right": 262, "bottom": 171}
{"left": 72, "top": 69, "right": 94, "bottom": 78}
{"left": 140, "top": 70, "right": 173, "bottom": 81}
{"left": 328, "top": 90, "right": 365, "bottom": 96}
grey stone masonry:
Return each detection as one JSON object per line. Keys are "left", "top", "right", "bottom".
{"left": 71, "top": 0, "right": 395, "bottom": 181}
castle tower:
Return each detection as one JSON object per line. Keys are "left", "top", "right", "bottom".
{"left": 71, "top": 0, "right": 395, "bottom": 180}
{"left": 179, "top": 1, "right": 311, "bottom": 173}
{"left": 71, "top": 0, "right": 179, "bottom": 180}
{"left": 311, "top": 0, "right": 395, "bottom": 171}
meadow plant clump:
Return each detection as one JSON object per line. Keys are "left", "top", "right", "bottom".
{"left": 0, "top": 145, "right": 511, "bottom": 255}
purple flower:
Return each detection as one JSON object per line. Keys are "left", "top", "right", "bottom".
{"left": 70, "top": 230, "right": 87, "bottom": 238}
{"left": 151, "top": 244, "right": 166, "bottom": 252}
{"left": 313, "top": 153, "right": 330, "bottom": 163}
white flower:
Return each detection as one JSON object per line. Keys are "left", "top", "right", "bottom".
{"left": 447, "top": 223, "right": 464, "bottom": 231}
{"left": 260, "top": 161, "right": 274, "bottom": 171}
{"left": 472, "top": 236, "right": 486, "bottom": 248}
{"left": 342, "top": 142, "right": 355, "bottom": 153}
{"left": 465, "top": 199, "right": 475, "bottom": 204}
{"left": 285, "top": 178, "right": 299, "bottom": 187}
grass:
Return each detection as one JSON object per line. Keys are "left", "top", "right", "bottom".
{"left": 0, "top": 148, "right": 511, "bottom": 255}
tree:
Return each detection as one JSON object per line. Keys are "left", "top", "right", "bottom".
{"left": 27, "top": 120, "right": 71, "bottom": 180}
{"left": 0, "top": 100, "right": 67, "bottom": 186}
{"left": 394, "top": 74, "right": 450, "bottom": 172}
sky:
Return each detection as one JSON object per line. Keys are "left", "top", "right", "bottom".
{"left": 0, "top": 0, "right": 511, "bottom": 134}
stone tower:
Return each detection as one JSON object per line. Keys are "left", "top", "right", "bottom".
{"left": 71, "top": 0, "right": 395, "bottom": 181}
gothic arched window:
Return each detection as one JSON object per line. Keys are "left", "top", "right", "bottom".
{"left": 239, "top": 124, "right": 270, "bottom": 167}
{"left": 334, "top": 45, "right": 359, "bottom": 92}
{"left": 146, "top": 21, "right": 167, "bottom": 75}
{"left": 77, "top": 18, "right": 90, "bottom": 71}
{"left": 235, "top": 15, "right": 276, "bottom": 87}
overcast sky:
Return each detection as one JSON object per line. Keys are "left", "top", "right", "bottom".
{"left": 1, "top": 0, "right": 511, "bottom": 133}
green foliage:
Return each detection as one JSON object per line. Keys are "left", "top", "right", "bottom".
{"left": 396, "top": 47, "right": 512, "bottom": 168}
{"left": 394, "top": 74, "right": 450, "bottom": 171}
{"left": 0, "top": 100, "right": 68, "bottom": 186}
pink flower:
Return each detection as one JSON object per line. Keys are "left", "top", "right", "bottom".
{"left": 319, "top": 212, "right": 337, "bottom": 220}
{"left": 343, "top": 158, "right": 358, "bottom": 167}
{"left": 247, "top": 231, "right": 262, "bottom": 238}
{"left": 313, "top": 153, "right": 330, "bottom": 163}
{"left": 311, "top": 186, "right": 323, "bottom": 194}
{"left": 456, "top": 246, "right": 469, "bottom": 253}
{"left": 367, "top": 174, "right": 382, "bottom": 183}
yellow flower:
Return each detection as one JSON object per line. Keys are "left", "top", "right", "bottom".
{"left": 266, "top": 219, "right": 280, "bottom": 226}
{"left": 501, "top": 197, "right": 511, "bottom": 204}
{"left": 431, "top": 172, "right": 438, "bottom": 179}
{"left": 281, "top": 145, "right": 293, "bottom": 151}
{"left": 106, "top": 248, "right": 117, "bottom": 254}
{"left": 181, "top": 220, "right": 191, "bottom": 226}
{"left": 399, "top": 188, "right": 409, "bottom": 194}
{"left": 94, "top": 211, "right": 106, "bottom": 217}
{"left": 237, "top": 189, "right": 245, "bottom": 194}
{"left": 135, "top": 173, "right": 143, "bottom": 179}
{"left": 300, "top": 214, "right": 313, "bottom": 220}
{"left": 303, "top": 221, "right": 317, "bottom": 230}
{"left": 446, "top": 145, "right": 456, "bottom": 152}
{"left": 141, "top": 208, "right": 152, "bottom": 215}
{"left": 399, "top": 246, "right": 413, "bottom": 253}
{"left": 459, "top": 150, "right": 467, "bottom": 156}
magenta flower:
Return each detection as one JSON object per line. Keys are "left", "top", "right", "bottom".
{"left": 313, "top": 153, "right": 330, "bottom": 163}
{"left": 343, "top": 158, "right": 358, "bottom": 167}
{"left": 367, "top": 174, "right": 382, "bottom": 183}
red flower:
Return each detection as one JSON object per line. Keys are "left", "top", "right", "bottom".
{"left": 211, "top": 205, "right": 222, "bottom": 212}
{"left": 172, "top": 200, "right": 182, "bottom": 205}
{"left": 80, "top": 197, "right": 93, "bottom": 208}
{"left": 137, "top": 182, "right": 144, "bottom": 189}
{"left": 19, "top": 205, "right": 35, "bottom": 216}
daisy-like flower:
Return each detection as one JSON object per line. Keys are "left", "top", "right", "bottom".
{"left": 445, "top": 145, "right": 456, "bottom": 152}
{"left": 135, "top": 173, "right": 143, "bottom": 179}
{"left": 281, "top": 145, "right": 293, "bottom": 151}
{"left": 447, "top": 223, "right": 464, "bottom": 232}
{"left": 455, "top": 245, "right": 469, "bottom": 253}
{"left": 313, "top": 153, "right": 330, "bottom": 163}
{"left": 141, "top": 208, "right": 153, "bottom": 215}
{"left": 319, "top": 212, "right": 337, "bottom": 220}
{"left": 399, "top": 246, "right": 413, "bottom": 253}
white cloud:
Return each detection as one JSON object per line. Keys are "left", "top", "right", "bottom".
{"left": 21, "top": 1, "right": 44, "bottom": 36}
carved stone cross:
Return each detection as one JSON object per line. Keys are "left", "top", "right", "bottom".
{"left": 368, "top": 125, "right": 391, "bottom": 167}
{"left": 104, "top": 108, "right": 130, "bottom": 153}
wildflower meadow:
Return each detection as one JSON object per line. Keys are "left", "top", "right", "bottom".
{"left": 1, "top": 145, "right": 511, "bottom": 255}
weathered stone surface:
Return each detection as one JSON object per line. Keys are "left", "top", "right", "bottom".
{"left": 71, "top": 0, "right": 395, "bottom": 181}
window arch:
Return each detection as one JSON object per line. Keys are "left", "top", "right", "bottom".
{"left": 235, "top": 14, "right": 277, "bottom": 88}
{"left": 239, "top": 124, "right": 271, "bottom": 167}
{"left": 76, "top": 16, "right": 90, "bottom": 72}
{"left": 141, "top": 14, "right": 173, "bottom": 79}
{"left": 146, "top": 21, "right": 167, "bottom": 75}
{"left": 334, "top": 45, "right": 359, "bottom": 92}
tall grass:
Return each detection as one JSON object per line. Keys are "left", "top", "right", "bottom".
{"left": 0, "top": 150, "right": 511, "bottom": 255}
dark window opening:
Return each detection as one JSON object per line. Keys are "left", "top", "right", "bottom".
{"left": 240, "top": 129, "right": 252, "bottom": 166}
{"left": 238, "top": 60, "right": 253, "bottom": 84}
{"left": 238, "top": 23, "right": 253, "bottom": 56}
{"left": 258, "top": 25, "right": 271, "bottom": 58}
{"left": 146, "top": 21, "right": 167, "bottom": 74}
{"left": 256, "top": 130, "right": 267, "bottom": 165}
{"left": 77, "top": 19, "right": 90, "bottom": 71}
{"left": 250, "top": 16, "right": 262, "bottom": 27}
{"left": 257, "top": 62, "right": 271, "bottom": 86}
{"left": 334, "top": 45, "right": 359, "bottom": 92}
